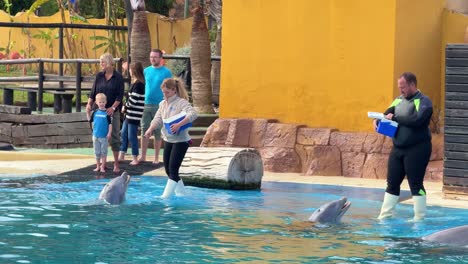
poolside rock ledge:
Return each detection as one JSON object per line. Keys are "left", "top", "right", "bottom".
{"left": 200, "top": 118, "right": 444, "bottom": 182}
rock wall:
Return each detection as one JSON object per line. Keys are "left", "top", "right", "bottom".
{"left": 201, "top": 118, "right": 444, "bottom": 182}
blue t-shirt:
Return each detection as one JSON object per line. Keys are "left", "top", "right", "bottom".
{"left": 144, "top": 66, "right": 172, "bottom": 104}
{"left": 90, "top": 109, "right": 112, "bottom": 138}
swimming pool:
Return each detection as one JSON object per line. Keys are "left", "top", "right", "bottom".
{"left": 0, "top": 176, "right": 467, "bottom": 263}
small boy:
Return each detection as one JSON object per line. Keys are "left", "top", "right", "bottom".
{"left": 87, "top": 93, "right": 112, "bottom": 173}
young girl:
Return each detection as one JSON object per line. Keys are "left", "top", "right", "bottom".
{"left": 144, "top": 78, "right": 197, "bottom": 198}
{"left": 118, "top": 62, "right": 145, "bottom": 165}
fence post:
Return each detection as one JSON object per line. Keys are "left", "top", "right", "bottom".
{"left": 75, "top": 61, "right": 82, "bottom": 112}
{"left": 59, "top": 26, "right": 64, "bottom": 90}
{"left": 117, "top": 58, "right": 123, "bottom": 73}
{"left": 38, "top": 60, "right": 44, "bottom": 114}
{"left": 27, "top": 91, "right": 37, "bottom": 111}
{"left": 3, "top": 89, "right": 13, "bottom": 105}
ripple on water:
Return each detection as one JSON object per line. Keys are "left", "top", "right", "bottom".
{"left": 43, "top": 214, "right": 62, "bottom": 217}
{"left": 0, "top": 217, "right": 30, "bottom": 222}
{"left": 31, "top": 224, "right": 70, "bottom": 229}
{"left": 8, "top": 233, "right": 48, "bottom": 237}
{"left": 0, "top": 254, "right": 22, "bottom": 259}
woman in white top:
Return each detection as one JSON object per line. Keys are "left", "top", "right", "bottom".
{"left": 144, "top": 78, "right": 198, "bottom": 198}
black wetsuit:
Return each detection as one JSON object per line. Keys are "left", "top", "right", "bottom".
{"left": 163, "top": 141, "right": 190, "bottom": 182}
{"left": 383, "top": 90, "right": 433, "bottom": 196}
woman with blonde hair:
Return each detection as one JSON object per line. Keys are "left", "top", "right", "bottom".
{"left": 144, "top": 78, "right": 197, "bottom": 198}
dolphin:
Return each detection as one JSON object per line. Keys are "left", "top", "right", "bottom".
{"left": 98, "top": 171, "right": 131, "bottom": 205}
{"left": 422, "top": 225, "right": 468, "bottom": 247}
{"left": 308, "top": 197, "right": 351, "bottom": 224}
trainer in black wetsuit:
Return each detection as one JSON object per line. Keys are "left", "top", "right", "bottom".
{"left": 376, "top": 72, "right": 433, "bottom": 222}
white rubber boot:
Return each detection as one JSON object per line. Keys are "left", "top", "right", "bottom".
{"left": 378, "top": 192, "right": 400, "bottom": 219}
{"left": 160, "top": 179, "right": 177, "bottom": 199}
{"left": 175, "top": 179, "right": 186, "bottom": 196}
{"left": 412, "top": 195, "right": 426, "bottom": 222}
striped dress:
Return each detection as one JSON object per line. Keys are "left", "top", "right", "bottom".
{"left": 125, "top": 81, "right": 145, "bottom": 125}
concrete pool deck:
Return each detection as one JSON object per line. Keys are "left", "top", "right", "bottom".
{"left": 0, "top": 150, "right": 466, "bottom": 209}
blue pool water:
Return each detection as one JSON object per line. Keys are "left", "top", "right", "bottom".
{"left": 0, "top": 176, "right": 467, "bottom": 264}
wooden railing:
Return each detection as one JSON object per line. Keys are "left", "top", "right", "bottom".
{"left": 0, "top": 54, "right": 221, "bottom": 114}
{"left": 0, "top": 58, "right": 124, "bottom": 114}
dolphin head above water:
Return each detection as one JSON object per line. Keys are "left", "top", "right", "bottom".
{"left": 98, "top": 171, "right": 131, "bottom": 205}
{"left": 422, "top": 225, "right": 468, "bottom": 247}
{"left": 308, "top": 197, "right": 351, "bottom": 224}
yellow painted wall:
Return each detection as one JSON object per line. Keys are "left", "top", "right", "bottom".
{"left": 220, "top": 0, "right": 447, "bottom": 132}
{"left": 220, "top": 0, "right": 397, "bottom": 132}
{"left": 394, "top": 0, "right": 445, "bottom": 110}
{"left": 0, "top": 11, "right": 193, "bottom": 60}
{"left": 441, "top": 9, "right": 468, "bottom": 113}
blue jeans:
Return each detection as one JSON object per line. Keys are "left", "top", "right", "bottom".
{"left": 120, "top": 119, "right": 139, "bottom": 156}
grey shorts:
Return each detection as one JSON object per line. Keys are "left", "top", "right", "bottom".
{"left": 141, "top": 104, "right": 162, "bottom": 139}
{"left": 93, "top": 136, "right": 108, "bottom": 159}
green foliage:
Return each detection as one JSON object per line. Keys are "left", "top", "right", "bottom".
{"left": 0, "top": 89, "right": 88, "bottom": 107}
{"left": 166, "top": 43, "right": 216, "bottom": 76}
{"left": 166, "top": 45, "right": 191, "bottom": 76}
{"left": 31, "top": 29, "right": 57, "bottom": 67}
{"left": 1, "top": 0, "right": 176, "bottom": 18}
{"left": 27, "top": 0, "right": 51, "bottom": 15}
{"left": 90, "top": 34, "right": 126, "bottom": 55}
{"left": 208, "top": 24, "right": 217, "bottom": 43}
{"left": 70, "top": 13, "right": 88, "bottom": 23}
{"left": 0, "top": 40, "right": 15, "bottom": 53}
{"left": 112, "top": 0, "right": 126, "bottom": 19}
{"left": 78, "top": 0, "right": 105, "bottom": 18}
{"left": 37, "top": 0, "right": 58, "bottom": 16}
{"left": 145, "top": 0, "right": 174, "bottom": 16}
{"left": 0, "top": 0, "right": 35, "bottom": 15}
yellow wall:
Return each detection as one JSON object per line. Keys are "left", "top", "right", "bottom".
{"left": 441, "top": 9, "right": 468, "bottom": 112}
{"left": 394, "top": 0, "right": 445, "bottom": 110}
{"left": 0, "top": 11, "right": 193, "bottom": 60}
{"left": 220, "top": 0, "right": 447, "bottom": 132}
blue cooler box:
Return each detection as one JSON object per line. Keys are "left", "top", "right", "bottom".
{"left": 376, "top": 119, "right": 398, "bottom": 137}
{"left": 163, "top": 111, "right": 192, "bottom": 135}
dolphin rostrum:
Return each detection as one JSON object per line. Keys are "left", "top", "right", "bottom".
{"left": 98, "top": 171, "right": 131, "bottom": 205}
{"left": 308, "top": 197, "right": 351, "bottom": 224}
{"left": 422, "top": 225, "right": 468, "bottom": 247}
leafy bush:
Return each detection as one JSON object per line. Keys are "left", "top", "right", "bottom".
{"left": 166, "top": 42, "right": 216, "bottom": 76}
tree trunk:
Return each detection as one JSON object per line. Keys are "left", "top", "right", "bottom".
{"left": 190, "top": 5, "right": 214, "bottom": 113}
{"left": 130, "top": 11, "right": 151, "bottom": 68}
{"left": 123, "top": 0, "right": 133, "bottom": 64}
{"left": 179, "top": 147, "right": 264, "bottom": 189}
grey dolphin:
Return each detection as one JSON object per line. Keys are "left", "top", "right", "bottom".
{"left": 308, "top": 197, "right": 351, "bottom": 223}
{"left": 98, "top": 171, "right": 131, "bottom": 205}
{"left": 422, "top": 225, "right": 468, "bottom": 247}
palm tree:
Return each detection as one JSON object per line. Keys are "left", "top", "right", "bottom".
{"left": 208, "top": 0, "right": 222, "bottom": 106}
{"left": 130, "top": 0, "right": 151, "bottom": 68}
{"left": 123, "top": 0, "right": 133, "bottom": 65}
{"left": 190, "top": 3, "right": 215, "bottom": 114}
